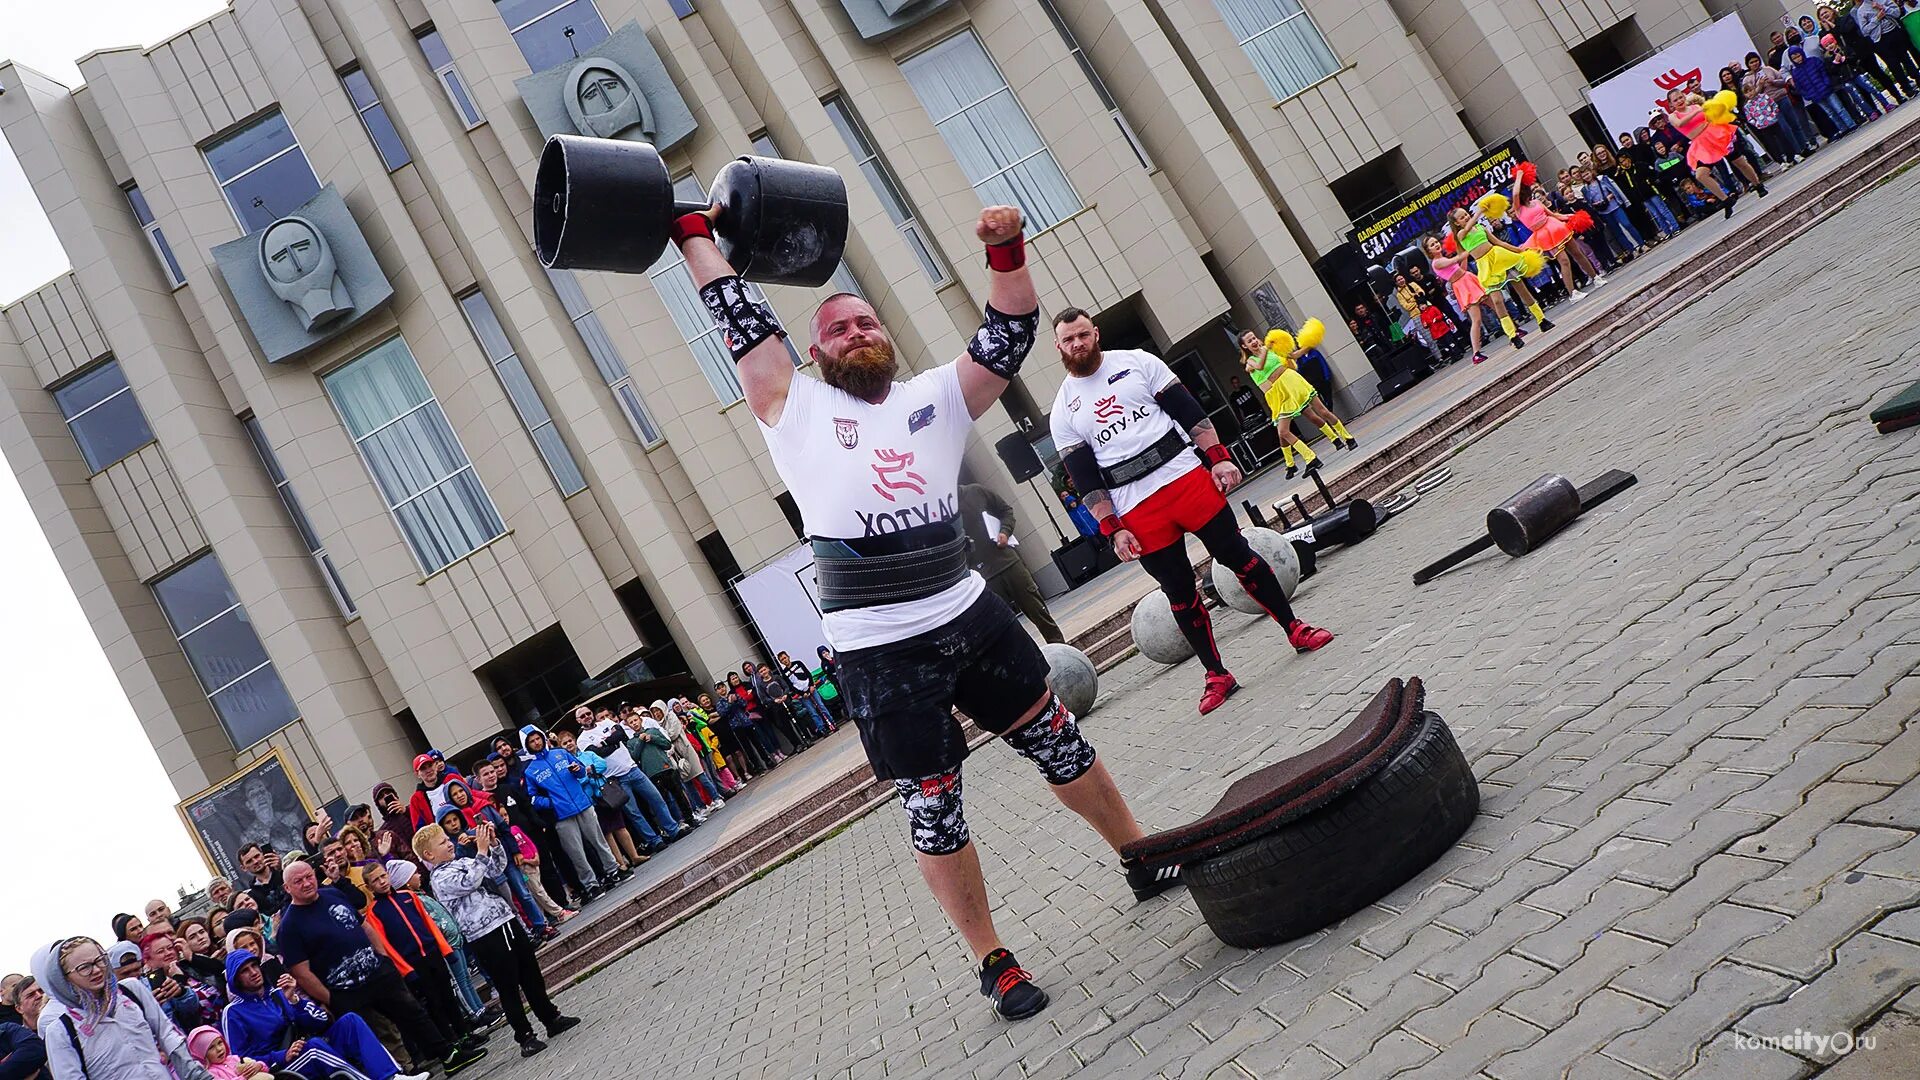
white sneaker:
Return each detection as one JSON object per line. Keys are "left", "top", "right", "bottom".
{"left": 397, "top": 1072, "right": 432, "bottom": 1080}
{"left": 1593, "top": 275, "right": 1609, "bottom": 286}
{"left": 1570, "top": 289, "right": 1588, "bottom": 300}
{"left": 692, "top": 810, "right": 710, "bottom": 823}
{"left": 712, "top": 797, "right": 726, "bottom": 809}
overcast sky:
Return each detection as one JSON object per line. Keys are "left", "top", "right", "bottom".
{"left": 0, "top": 0, "right": 230, "bottom": 972}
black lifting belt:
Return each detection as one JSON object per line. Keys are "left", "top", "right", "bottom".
{"left": 1100, "top": 428, "right": 1194, "bottom": 489}
{"left": 812, "top": 520, "right": 971, "bottom": 613}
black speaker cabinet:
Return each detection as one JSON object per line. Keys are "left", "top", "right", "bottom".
{"left": 995, "top": 431, "right": 1044, "bottom": 482}
{"left": 1052, "top": 537, "right": 1105, "bottom": 587}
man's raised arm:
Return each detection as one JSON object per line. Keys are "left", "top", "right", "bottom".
{"left": 673, "top": 210, "right": 796, "bottom": 427}
{"left": 957, "top": 206, "right": 1041, "bottom": 419}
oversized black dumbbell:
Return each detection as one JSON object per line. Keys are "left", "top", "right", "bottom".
{"left": 532, "top": 133, "right": 849, "bottom": 287}
{"left": 1412, "top": 469, "right": 1637, "bottom": 585}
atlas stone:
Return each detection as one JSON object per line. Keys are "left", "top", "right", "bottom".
{"left": 1041, "top": 643, "right": 1098, "bottom": 718}
{"left": 1130, "top": 590, "right": 1195, "bottom": 665}
{"left": 1211, "top": 527, "right": 1301, "bottom": 614}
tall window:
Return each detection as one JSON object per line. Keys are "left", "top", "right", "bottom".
{"left": 750, "top": 133, "right": 863, "bottom": 299}
{"left": 417, "top": 28, "right": 485, "bottom": 129}
{"left": 495, "top": 0, "right": 610, "bottom": 72}
{"left": 544, "top": 268, "right": 663, "bottom": 447}
{"left": 205, "top": 111, "right": 322, "bottom": 233}
{"left": 322, "top": 337, "right": 506, "bottom": 574}
{"left": 1035, "top": 0, "right": 1152, "bottom": 170}
{"left": 341, "top": 66, "right": 411, "bottom": 171}
{"left": 900, "top": 32, "right": 1081, "bottom": 233}
{"left": 458, "top": 291, "right": 588, "bottom": 494}
{"left": 822, "top": 96, "right": 949, "bottom": 287}
{"left": 1214, "top": 0, "right": 1340, "bottom": 102}
{"left": 52, "top": 359, "right": 155, "bottom": 473}
{"left": 124, "top": 185, "right": 186, "bottom": 287}
{"left": 152, "top": 552, "right": 302, "bottom": 749}
{"left": 648, "top": 176, "right": 799, "bottom": 404}
{"left": 242, "top": 417, "right": 356, "bottom": 618}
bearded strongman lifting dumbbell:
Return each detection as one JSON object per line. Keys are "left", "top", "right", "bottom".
{"left": 531, "top": 135, "right": 1178, "bottom": 1022}
{"left": 1049, "top": 311, "right": 1335, "bottom": 716}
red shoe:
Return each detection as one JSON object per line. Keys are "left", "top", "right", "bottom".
{"left": 1288, "top": 620, "right": 1334, "bottom": 653}
{"left": 1198, "top": 672, "right": 1239, "bottom": 714}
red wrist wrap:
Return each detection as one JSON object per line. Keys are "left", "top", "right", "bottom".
{"left": 985, "top": 236, "right": 1026, "bottom": 272}
{"left": 1098, "top": 515, "right": 1125, "bottom": 538}
{"left": 670, "top": 212, "right": 713, "bottom": 246}
{"left": 1203, "top": 444, "right": 1232, "bottom": 466}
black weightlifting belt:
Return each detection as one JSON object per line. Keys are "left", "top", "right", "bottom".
{"left": 812, "top": 520, "right": 971, "bottom": 613}
{"left": 1100, "top": 428, "right": 1194, "bottom": 489}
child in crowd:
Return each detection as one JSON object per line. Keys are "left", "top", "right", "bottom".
{"left": 1788, "top": 45, "right": 1859, "bottom": 135}
{"left": 188, "top": 1026, "right": 267, "bottom": 1080}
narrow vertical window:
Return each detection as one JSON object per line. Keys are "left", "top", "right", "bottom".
{"left": 341, "top": 66, "right": 412, "bottom": 171}
{"left": 124, "top": 185, "right": 187, "bottom": 286}
{"left": 458, "top": 291, "right": 588, "bottom": 494}
{"left": 417, "top": 28, "right": 486, "bottom": 129}
{"left": 1034, "top": 0, "right": 1153, "bottom": 169}
{"left": 242, "top": 417, "right": 357, "bottom": 617}
{"left": 543, "top": 268, "right": 664, "bottom": 447}
{"left": 152, "top": 552, "right": 302, "bottom": 749}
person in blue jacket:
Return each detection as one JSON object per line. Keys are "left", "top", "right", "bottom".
{"left": 218, "top": 950, "right": 424, "bottom": 1080}
{"left": 518, "top": 726, "right": 624, "bottom": 903}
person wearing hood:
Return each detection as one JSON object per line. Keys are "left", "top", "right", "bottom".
{"left": 369, "top": 785, "right": 418, "bottom": 872}
{"left": 474, "top": 758, "right": 577, "bottom": 925}
{"left": 404, "top": 755, "right": 464, "bottom": 833}
{"left": 573, "top": 705, "right": 680, "bottom": 852}
{"left": 356, "top": 860, "right": 479, "bottom": 1056}
{"left": 218, "top": 949, "right": 424, "bottom": 1080}
{"left": 712, "top": 681, "right": 780, "bottom": 774}
{"left": 443, "top": 780, "right": 552, "bottom": 940}
{"left": 32, "top": 936, "right": 196, "bottom": 1080}
{"left": 626, "top": 706, "right": 701, "bottom": 828}
{"left": 659, "top": 701, "right": 728, "bottom": 810}
{"left": 517, "top": 725, "right": 622, "bottom": 903}
{"left": 483, "top": 738, "right": 581, "bottom": 907}
{"left": 415, "top": 825, "right": 579, "bottom": 1058}
{"left": 674, "top": 699, "right": 739, "bottom": 799}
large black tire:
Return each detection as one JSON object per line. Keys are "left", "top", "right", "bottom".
{"left": 1184, "top": 711, "right": 1479, "bottom": 949}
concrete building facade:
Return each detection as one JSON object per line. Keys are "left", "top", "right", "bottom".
{"left": 0, "top": 0, "right": 1713, "bottom": 813}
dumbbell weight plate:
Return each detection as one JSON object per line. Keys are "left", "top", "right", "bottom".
{"left": 533, "top": 134, "right": 674, "bottom": 274}
{"left": 709, "top": 156, "right": 851, "bottom": 288}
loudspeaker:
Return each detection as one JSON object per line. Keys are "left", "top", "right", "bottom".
{"left": 995, "top": 431, "right": 1045, "bottom": 482}
{"left": 1052, "top": 537, "right": 1104, "bottom": 587}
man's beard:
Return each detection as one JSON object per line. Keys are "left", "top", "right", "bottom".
{"left": 821, "top": 342, "right": 899, "bottom": 399}
{"left": 1062, "top": 346, "right": 1102, "bottom": 378}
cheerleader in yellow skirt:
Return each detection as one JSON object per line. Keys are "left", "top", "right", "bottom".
{"left": 1446, "top": 201, "right": 1554, "bottom": 349}
{"left": 1239, "top": 319, "right": 1355, "bottom": 478}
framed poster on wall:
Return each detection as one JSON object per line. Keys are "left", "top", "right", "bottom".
{"left": 175, "top": 748, "right": 315, "bottom": 881}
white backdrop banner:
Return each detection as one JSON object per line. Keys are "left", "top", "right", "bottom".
{"left": 734, "top": 544, "right": 829, "bottom": 666}
{"left": 1586, "top": 15, "right": 1759, "bottom": 143}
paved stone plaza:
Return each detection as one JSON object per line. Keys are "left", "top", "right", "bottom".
{"left": 471, "top": 168, "right": 1920, "bottom": 1078}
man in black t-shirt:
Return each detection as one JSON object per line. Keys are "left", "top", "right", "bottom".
{"left": 275, "top": 861, "right": 486, "bottom": 1073}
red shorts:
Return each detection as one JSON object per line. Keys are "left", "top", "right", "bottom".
{"left": 1121, "top": 466, "right": 1226, "bottom": 554}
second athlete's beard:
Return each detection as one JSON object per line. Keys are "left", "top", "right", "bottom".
{"left": 820, "top": 341, "right": 899, "bottom": 399}
{"left": 1062, "top": 345, "right": 1102, "bottom": 378}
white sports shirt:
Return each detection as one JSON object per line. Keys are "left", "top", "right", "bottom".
{"left": 759, "top": 365, "right": 984, "bottom": 651}
{"left": 1048, "top": 349, "right": 1196, "bottom": 515}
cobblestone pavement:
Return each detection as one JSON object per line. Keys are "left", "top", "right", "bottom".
{"left": 468, "top": 167, "right": 1920, "bottom": 1079}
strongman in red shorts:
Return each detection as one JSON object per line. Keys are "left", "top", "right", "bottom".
{"left": 1048, "top": 310, "right": 1334, "bottom": 714}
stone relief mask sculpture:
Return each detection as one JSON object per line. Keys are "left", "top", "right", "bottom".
{"left": 565, "top": 59, "right": 655, "bottom": 142}
{"left": 258, "top": 217, "right": 352, "bottom": 329}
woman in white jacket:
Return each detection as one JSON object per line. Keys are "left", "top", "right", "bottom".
{"left": 32, "top": 937, "right": 212, "bottom": 1080}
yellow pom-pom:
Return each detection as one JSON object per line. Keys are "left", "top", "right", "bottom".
{"left": 1476, "top": 192, "right": 1511, "bottom": 219}
{"left": 1703, "top": 90, "right": 1738, "bottom": 125}
{"left": 1297, "top": 318, "right": 1325, "bottom": 350}
{"left": 1518, "top": 249, "right": 1546, "bottom": 277}
{"left": 1264, "top": 329, "right": 1296, "bottom": 356}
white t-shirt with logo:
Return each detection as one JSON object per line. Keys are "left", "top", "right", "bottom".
{"left": 1048, "top": 349, "right": 1195, "bottom": 515}
{"left": 760, "top": 365, "right": 984, "bottom": 651}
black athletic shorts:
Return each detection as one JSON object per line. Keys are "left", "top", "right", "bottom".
{"left": 837, "top": 590, "right": 1052, "bottom": 781}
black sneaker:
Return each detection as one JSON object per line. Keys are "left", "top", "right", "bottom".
{"left": 581, "top": 884, "right": 605, "bottom": 903}
{"left": 442, "top": 1043, "right": 488, "bottom": 1074}
{"left": 1344, "top": 436, "right": 1359, "bottom": 450}
{"left": 1124, "top": 860, "right": 1183, "bottom": 902}
{"left": 546, "top": 1015, "right": 582, "bottom": 1038}
{"left": 1538, "top": 318, "right": 1555, "bottom": 332}
{"left": 519, "top": 1037, "right": 546, "bottom": 1058}
{"left": 1303, "top": 457, "right": 1322, "bottom": 474}
{"left": 979, "top": 949, "right": 1049, "bottom": 1021}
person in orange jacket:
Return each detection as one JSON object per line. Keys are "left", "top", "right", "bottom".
{"left": 360, "top": 866, "right": 487, "bottom": 1059}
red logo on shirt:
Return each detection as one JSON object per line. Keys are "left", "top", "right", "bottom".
{"left": 1093, "top": 395, "right": 1124, "bottom": 421}
{"left": 870, "top": 448, "right": 926, "bottom": 502}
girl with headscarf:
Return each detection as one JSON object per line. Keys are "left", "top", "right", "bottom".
{"left": 33, "top": 936, "right": 210, "bottom": 1080}
{"left": 677, "top": 699, "right": 740, "bottom": 795}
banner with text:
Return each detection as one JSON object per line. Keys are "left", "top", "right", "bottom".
{"left": 1348, "top": 138, "right": 1524, "bottom": 263}
{"left": 1587, "top": 14, "right": 1757, "bottom": 146}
